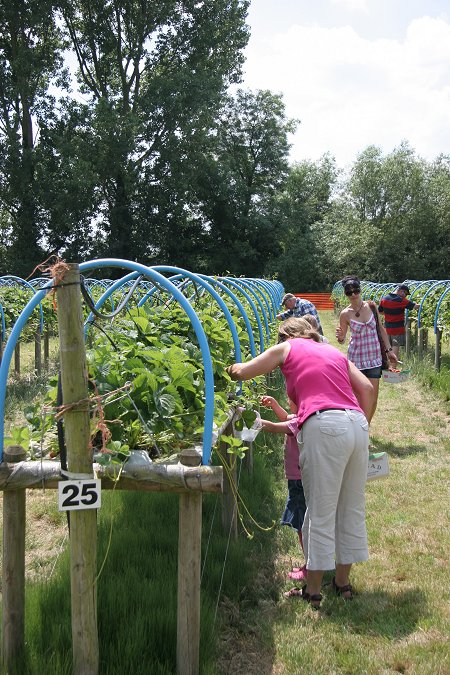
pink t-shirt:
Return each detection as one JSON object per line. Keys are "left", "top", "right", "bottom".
{"left": 280, "top": 338, "right": 363, "bottom": 429}
{"left": 284, "top": 434, "right": 301, "bottom": 480}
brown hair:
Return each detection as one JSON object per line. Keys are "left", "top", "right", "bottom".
{"left": 302, "top": 313, "right": 318, "bottom": 330}
{"left": 277, "top": 317, "right": 321, "bottom": 344}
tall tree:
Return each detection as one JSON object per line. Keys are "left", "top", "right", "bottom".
{"left": 196, "top": 88, "right": 297, "bottom": 275}
{"left": 0, "top": 0, "right": 64, "bottom": 276}
{"left": 316, "top": 143, "right": 450, "bottom": 285}
{"left": 266, "top": 154, "right": 338, "bottom": 290}
{"left": 58, "top": 0, "right": 250, "bottom": 264}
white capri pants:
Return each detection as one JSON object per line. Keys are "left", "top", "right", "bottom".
{"left": 298, "top": 409, "right": 369, "bottom": 571}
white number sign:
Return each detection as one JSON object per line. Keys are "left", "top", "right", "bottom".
{"left": 58, "top": 479, "right": 101, "bottom": 511}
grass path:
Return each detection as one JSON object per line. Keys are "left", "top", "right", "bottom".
{"left": 1, "top": 318, "right": 448, "bottom": 673}
{"left": 217, "top": 310, "right": 449, "bottom": 675}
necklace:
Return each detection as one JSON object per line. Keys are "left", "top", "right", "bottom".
{"left": 354, "top": 301, "right": 364, "bottom": 317}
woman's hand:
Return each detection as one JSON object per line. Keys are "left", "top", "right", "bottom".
{"left": 388, "top": 351, "right": 398, "bottom": 364}
{"left": 335, "top": 325, "right": 345, "bottom": 343}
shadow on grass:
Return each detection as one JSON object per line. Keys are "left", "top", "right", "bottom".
{"left": 370, "top": 435, "right": 429, "bottom": 458}
{"left": 317, "top": 583, "right": 429, "bottom": 640}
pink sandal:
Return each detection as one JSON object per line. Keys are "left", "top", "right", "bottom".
{"left": 288, "top": 565, "right": 307, "bottom": 581}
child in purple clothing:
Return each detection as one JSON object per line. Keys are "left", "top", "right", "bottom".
{"left": 261, "top": 395, "right": 307, "bottom": 587}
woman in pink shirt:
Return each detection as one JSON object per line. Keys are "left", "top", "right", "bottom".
{"left": 227, "top": 317, "right": 373, "bottom": 609}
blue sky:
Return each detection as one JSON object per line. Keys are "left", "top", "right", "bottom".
{"left": 243, "top": 0, "right": 450, "bottom": 167}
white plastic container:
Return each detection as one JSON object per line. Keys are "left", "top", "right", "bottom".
{"left": 382, "top": 369, "right": 410, "bottom": 383}
{"left": 367, "top": 452, "right": 389, "bottom": 481}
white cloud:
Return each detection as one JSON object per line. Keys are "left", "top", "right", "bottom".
{"left": 330, "top": 0, "right": 369, "bottom": 12}
{"left": 243, "top": 15, "right": 450, "bottom": 167}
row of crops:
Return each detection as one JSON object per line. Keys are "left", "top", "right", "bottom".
{"left": 0, "top": 260, "right": 283, "bottom": 467}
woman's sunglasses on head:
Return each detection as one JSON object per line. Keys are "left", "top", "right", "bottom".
{"left": 344, "top": 286, "right": 361, "bottom": 296}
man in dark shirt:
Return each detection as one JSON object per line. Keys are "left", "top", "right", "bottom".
{"left": 378, "top": 284, "right": 419, "bottom": 357}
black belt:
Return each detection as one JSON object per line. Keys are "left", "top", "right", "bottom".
{"left": 303, "top": 408, "right": 342, "bottom": 424}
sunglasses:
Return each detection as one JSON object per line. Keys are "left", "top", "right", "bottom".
{"left": 344, "top": 287, "right": 361, "bottom": 296}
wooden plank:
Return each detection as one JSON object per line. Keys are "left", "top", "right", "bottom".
{"left": 0, "top": 460, "right": 223, "bottom": 493}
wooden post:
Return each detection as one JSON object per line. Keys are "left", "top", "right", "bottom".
{"left": 418, "top": 327, "right": 426, "bottom": 360}
{"left": 242, "top": 440, "right": 253, "bottom": 474}
{"left": 14, "top": 342, "right": 20, "bottom": 376}
{"left": 422, "top": 328, "right": 428, "bottom": 352}
{"left": 2, "top": 444, "right": 27, "bottom": 671}
{"left": 34, "top": 330, "right": 42, "bottom": 375}
{"left": 177, "top": 450, "right": 202, "bottom": 675}
{"left": 44, "top": 328, "right": 50, "bottom": 368}
{"left": 220, "top": 422, "right": 237, "bottom": 540}
{"left": 435, "top": 328, "right": 442, "bottom": 372}
{"left": 56, "top": 263, "right": 98, "bottom": 675}
{"left": 405, "top": 318, "right": 412, "bottom": 357}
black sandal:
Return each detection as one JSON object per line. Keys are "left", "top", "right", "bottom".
{"left": 332, "top": 576, "right": 354, "bottom": 600}
{"left": 301, "top": 585, "right": 322, "bottom": 610}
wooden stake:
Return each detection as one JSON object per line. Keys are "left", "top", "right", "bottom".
{"left": 56, "top": 263, "right": 98, "bottom": 675}
{"left": 405, "top": 318, "right": 412, "bottom": 357}
{"left": 177, "top": 450, "right": 202, "bottom": 675}
{"left": 242, "top": 440, "right": 253, "bottom": 473}
{"left": 44, "top": 328, "right": 50, "bottom": 368}
{"left": 14, "top": 342, "right": 20, "bottom": 376}
{"left": 435, "top": 328, "right": 442, "bottom": 372}
{"left": 220, "top": 422, "right": 237, "bottom": 540}
{"left": 2, "top": 444, "right": 27, "bottom": 670}
{"left": 34, "top": 330, "right": 42, "bottom": 375}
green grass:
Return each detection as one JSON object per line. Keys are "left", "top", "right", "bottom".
{"left": 1, "top": 315, "right": 449, "bottom": 674}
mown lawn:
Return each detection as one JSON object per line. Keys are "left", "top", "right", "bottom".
{"left": 1, "top": 315, "right": 449, "bottom": 673}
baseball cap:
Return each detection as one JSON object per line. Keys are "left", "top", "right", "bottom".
{"left": 397, "top": 284, "right": 410, "bottom": 295}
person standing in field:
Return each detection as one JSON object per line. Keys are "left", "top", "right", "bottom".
{"left": 378, "top": 284, "right": 419, "bottom": 357}
{"left": 227, "top": 317, "right": 373, "bottom": 610}
{"left": 335, "top": 276, "right": 397, "bottom": 423}
{"left": 276, "top": 293, "right": 323, "bottom": 334}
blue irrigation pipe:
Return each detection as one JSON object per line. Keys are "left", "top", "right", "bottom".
{"left": 250, "top": 279, "right": 278, "bottom": 318}
{"left": 434, "top": 285, "right": 450, "bottom": 333}
{"left": 405, "top": 280, "right": 437, "bottom": 324}
{"left": 244, "top": 279, "right": 274, "bottom": 322}
{"left": 144, "top": 266, "right": 243, "bottom": 364}
{"left": 0, "top": 281, "right": 52, "bottom": 461}
{"left": 229, "top": 278, "right": 270, "bottom": 342}
{"left": 80, "top": 260, "right": 216, "bottom": 464}
{"left": 219, "top": 277, "right": 266, "bottom": 353}
{"left": 417, "top": 281, "right": 450, "bottom": 331}
{"left": 197, "top": 275, "right": 257, "bottom": 358}
{"left": 0, "top": 260, "right": 215, "bottom": 465}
